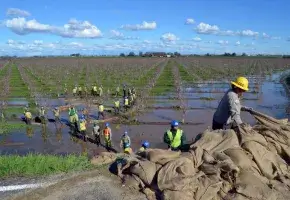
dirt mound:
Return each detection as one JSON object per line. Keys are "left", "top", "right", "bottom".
{"left": 115, "top": 110, "right": 290, "bottom": 200}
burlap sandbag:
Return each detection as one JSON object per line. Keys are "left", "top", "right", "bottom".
{"left": 191, "top": 129, "right": 240, "bottom": 153}
{"left": 234, "top": 170, "right": 278, "bottom": 200}
{"left": 146, "top": 149, "right": 181, "bottom": 163}
{"left": 157, "top": 157, "right": 196, "bottom": 191}
{"left": 194, "top": 175, "right": 223, "bottom": 200}
{"left": 242, "top": 141, "right": 287, "bottom": 179}
{"left": 224, "top": 148, "right": 253, "bottom": 170}
{"left": 90, "top": 152, "right": 117, "bottom": 165}
{"left": 162, "top": 189, "right": 194, "bottom": 200}
{"left": 130, "top": 160, "right": 160, "bottom": 186}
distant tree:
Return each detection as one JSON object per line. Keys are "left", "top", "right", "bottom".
{"left": 138, "top": 51, "right": 143, "bottom": 57}
{"left": 128, "top": 52, "right": 135, "bottom": 57}
{"left": 119, "top": 53, "right": 125, "bottom": 57}
{"left": 241, "top": 53, "right": 247, "bottom": 57}
{"left": 205, "top": 53, "right": 211, "bottom": 56}
{"left": 174, "top": 52, "right": 181, "bottom": 57}
{"left": 231, "top": 52, "right": 236, "bottom": 57}
{"left": 70, "top": 53, "right": 80, "bottom": 57}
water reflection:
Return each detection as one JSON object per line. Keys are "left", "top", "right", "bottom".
{"left": 41, "top": 125, "right": 48, "bottom": 143}
{"left": 56, "top": 127, "right": 62, "bottom": 142}
{"left": 26, "top": 126, "right": 34, "bottom": 138}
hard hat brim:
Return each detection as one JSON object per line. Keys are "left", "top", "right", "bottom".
{"left": 231, "top": 81, "right": 248, "bottom": 91}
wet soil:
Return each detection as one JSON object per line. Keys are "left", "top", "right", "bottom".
{"left": 0, "top": 73, "right": 289, "bottom": 156}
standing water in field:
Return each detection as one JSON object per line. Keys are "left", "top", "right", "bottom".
{"left": 0, "top": 72, "right": 289, "bottom": 156}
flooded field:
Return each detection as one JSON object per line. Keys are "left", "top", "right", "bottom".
{"left": 1, "top": 71, "right": 289, "bottom": 156}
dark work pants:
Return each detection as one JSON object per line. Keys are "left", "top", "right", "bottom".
{"left": 212, "top": 119, "right": 224, "bottom": 130}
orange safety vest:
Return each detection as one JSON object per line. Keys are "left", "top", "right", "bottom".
{"left": 103, "top": 128, "right": 111, "bottom": 138}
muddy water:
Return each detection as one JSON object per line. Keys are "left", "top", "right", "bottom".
{"left": 0, "top": 73, "right": 289, "bottom": 156}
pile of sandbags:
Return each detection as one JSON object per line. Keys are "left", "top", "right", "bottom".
{"left": 116, "top": 110, "right": 290, "bottom": 200}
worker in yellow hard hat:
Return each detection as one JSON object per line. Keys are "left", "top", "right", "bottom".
{"left": 212, "top": 76, "right": 253, "bottom": 131}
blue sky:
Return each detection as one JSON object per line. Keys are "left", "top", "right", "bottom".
{"left": 0, "top": 0, "right": 289, "bottom": 56}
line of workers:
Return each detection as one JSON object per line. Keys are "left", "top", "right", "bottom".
{"left": 24, "top": 76, "right": 252, "bottom": 153}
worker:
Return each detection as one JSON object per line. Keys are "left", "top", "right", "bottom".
{"left": 81, "top": 108, "right": 88, "bottom": 120}
{"left": 120, "top": 131, "right": 131, "bottom": 152}
{"left": 92, "top": 123, "right": 101, "bottom": 146}
{"left": 212, "top": 77, "right": 252, "bottom": 131}
{"left": 129, "top": 95, "right": 134, "bottom": 106}
{"left": 93, "top": 84, "right": 98, "bottom": 96}
{"left": 103, "top": 123, "right": 112, "bottom": 149}
{"left": 73, "top": 86, "right": 77, "bottom": 97}
{"left": 53, "top": 107, "right": 61, "bottom": 124}
{"left": 79, "top": 118, "right": 87, "bottom": 142}
{"left": 123, "top": 84, "right": 127, "bottom": 98}
{"left": 78, "top": 85, "right": 82, "bottom": 97}
{"left": 24, "top": 110, "right": 32, "bottom": 125}
{"left": 124, "top": 96, "right": 129, "bottom": 111}
{"left": 132, "top": 87, "right": 136, "bottom": 95}
{"left": 163, "top": 120, "right": 186, "bottom": 151}
{"left": 115, "top": 85, "right": 120, "bottom": 97}
{"left": 138, "top": 141, "right": 149, "bottom": 153}
{"left": 68, "top": 105, "right": 78, "bottom": 130}
{"left": 128, "top": 88, "right": 132, "bottom": 97}
{"left": 97, "top": 103, "right": 105, "bottom": 120}
{"left": 114, "top": 99, "right": 120, "bottom": 115}
{"left": 99, "top": 85, "right": 103, "bottom": 97}
{"left": 38, "top": 106, "right": 46, "bottom": 124}
{"left": 124, "top": 143, "right": 132, "bottom": 154}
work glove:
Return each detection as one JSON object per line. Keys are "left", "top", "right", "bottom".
{"left": 241, "top": 106, "right": 253, "bottom": 112}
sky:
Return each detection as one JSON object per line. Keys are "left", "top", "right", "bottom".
{"left": 0, "top": 0, "right": 290, "bottom": 56}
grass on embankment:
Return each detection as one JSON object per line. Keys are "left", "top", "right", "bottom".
{"left": 0, "top": 154, "right": 93, "bottom": 178}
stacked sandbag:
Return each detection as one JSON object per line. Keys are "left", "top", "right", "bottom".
{"left": 114, "top": 111, "right": 290, "bottom": 200}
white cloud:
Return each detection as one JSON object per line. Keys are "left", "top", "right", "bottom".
{"left": 160, "top": 33, "right": 179, "bottom": 43}
{"left": 4, "top": 17, "right": 102, "bottom": 38}
{"left": 196, "top": 22, "right": 219, "bottom": 34}
{"left": 262, "top": 32, "right": 270, "bottom": 38}
{"left": 192, "top": 37, "right": 202, "bottom": 41}
{"left": 217, "top": 40, "right": 229, "bottom": 45}
{"left": 6, "top": 8, "right": 31, "bottom": 17}
{"left": 185, "top": 18, "right": 195, "bottom": 25}
{"left": 238, "top": 30, "right": 259, "bottom": 37}
{"left": 109, "top": 30, "right": 139, "bottom": 40}
{"left": 121, "top": 21, "right": 157, "bottom": 30}
{"left": 235, "top": 41, "right": 241, "bottom": 46}
{"left": 34, "top": 40, "right": 43, "bottom": 45}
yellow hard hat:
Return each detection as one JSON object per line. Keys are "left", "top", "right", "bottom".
{"left": 231, "top": 77, "right": 249, "bottom": 91}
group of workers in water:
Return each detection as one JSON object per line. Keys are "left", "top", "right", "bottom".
{"left": 22, "top": 76, "right": 253, "bottom": 153}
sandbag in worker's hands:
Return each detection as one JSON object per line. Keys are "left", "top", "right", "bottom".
{"left": 241, "top": 106, "right": 253, "bottom": 113}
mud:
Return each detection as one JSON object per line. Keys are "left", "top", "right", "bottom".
{"left": 0, "top": 72, "right": 289, "bottom": 156}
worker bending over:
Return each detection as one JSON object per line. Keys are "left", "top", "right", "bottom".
{"left": 103, "top": 123, "right": 112, "bottom": 150}
{"left": 120, "top": 131, "right": 131, "bottom": 153}
{"left": 212, "top": 76, "right": 252, "bottom": 131}
{"left": 164, "top": 120, "right": 186, "bottom": 151}
{"left": 139, "top": 141, "right": 149, "bottom": 152}
{"left": 53, "top": 107, "right": 61, "bottom": 124}
{"left": 24, "top": 109, "right": 32, "bottom": 125}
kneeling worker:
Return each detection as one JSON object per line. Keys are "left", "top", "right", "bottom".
{"left": 139, "top": 141, "right": 149, "bottom": 152}
{"left": 212, "top": 76, "right": 253, "bottom": 131}
{"left": 164, "top": 120, "right": 186, "bottom": 151}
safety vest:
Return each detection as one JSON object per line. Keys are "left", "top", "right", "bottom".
{"left": 124, "top": 147, "right": 132, "bottom": 154}
{"left": 80, "top": 121, "right": 86, "bottom": 131}
{"left": 93, "top": 86, "right": 97, "bottom": 91}
{"left": 122, "top": 136, "right": 130, "bottom": 145}
{"left": 114, "top": 101, "right": 120, "bottom": 108}
{"left": 166, "top": 129, "right": 183, "bottom": 148}
{"left": 54, "top": 109, "right": 59, "bottom": 117}
{"left": 73, "top": 88, "right": 77, "bottom": 93}
{"left": 99, "top": 105, "right": 104, "bottom": 112}
{"left": 125, "top": 99, "right": 129, "bottom": 106}
{"left": 103, "top": 128, "right": 111, "bottom": 138}
{"left": 69, "top": 108, "right": 76, "bottom": 116}
{"left": 78, "top": 87, "right": 82, "bottom": 91}
{"left": 25, "top": 112, "right": 32, "bottom": 119}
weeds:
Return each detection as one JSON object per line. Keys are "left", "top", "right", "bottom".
{"left": 0, "top": 154, "right": 93, "bottom": 178}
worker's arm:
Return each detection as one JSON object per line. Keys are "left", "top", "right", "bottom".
{"left": 228, "top": 93, "right": 243, "bottom": 125}
{"left": 127, "top": 136, "right": 131, "bottom": 146}
{"left": 120, "top": 139, "right": 123, "bottom": 148}
{"left": 163, "top": 132, "right": 170, "bottom": 145}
